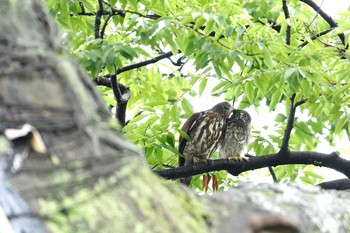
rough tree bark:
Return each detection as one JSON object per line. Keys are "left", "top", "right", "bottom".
{"left": 0, "top": 0, "right": 349, "bottom": 233}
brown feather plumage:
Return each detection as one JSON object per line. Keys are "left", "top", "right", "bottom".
{"left": 178, "top": 102, "right": 232, "bottom": 185}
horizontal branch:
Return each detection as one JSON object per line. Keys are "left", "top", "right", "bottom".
{"left": 94, "top": 51, "right": 178, "bottom": 82}
{"left": 154, "top": 151, "right": 350, "bottom": 180}
{"left": 77, "top": 9, "right": 159, "bottom": 20}
{"left": 116, "top": 51, "right": 176, "bottom": 75}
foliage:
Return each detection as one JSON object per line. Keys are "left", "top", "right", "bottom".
{"left": 45, "top": 0, "right": 350, "bottom": 189}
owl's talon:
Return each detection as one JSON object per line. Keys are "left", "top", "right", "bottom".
{"left": 227, "top": 156, "right": 249, "bottom": 161}
{"left": 199, "top": 158, "right": 213, "bottom": 164}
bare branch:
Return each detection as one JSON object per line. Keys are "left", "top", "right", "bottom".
{"left": 94, "top": 0, "right": 104, "bottom": 39}
{"left": 154, "top": 151, "right": 350, "bottom": 180}
{"left": 77, "top": 8, "right": 159, "bottom": 20}
{"left": 100, "top": 13, "right": 113, "bottom": 39}
{"left": 95, "top": 76, "right": 111, "bottom": 87}
{"left": 116, "top": 51, "right": 177, "bottom": 75}
{"left": 103, "top": 72, "right": 130, "bottom": 126}
{"left": 279, "top": 94, "right": 307, "bottom": 153}
{"left": 282, "top": 0, "right": 291, "bottom": 45}
{"left": 268, "top": 166, "right": 278, "bottom": 182}
{"left": 94, "top": 75, "right": 130, "bottom": 126}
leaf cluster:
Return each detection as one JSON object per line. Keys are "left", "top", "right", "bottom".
{"left": 45, "top": 0, "right": 350, "bottom": 189}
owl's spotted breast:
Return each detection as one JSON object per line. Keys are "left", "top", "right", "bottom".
{"left": 219, "top": 109, "right": 251, "bottom": 160}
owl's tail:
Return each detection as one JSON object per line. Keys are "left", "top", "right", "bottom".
{"left": 179, "top": 156, "right": 192, "bottom": 186}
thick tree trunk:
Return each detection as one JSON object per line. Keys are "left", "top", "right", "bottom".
{"left": 0, "top": 1, "right": 349, "bottom": 233}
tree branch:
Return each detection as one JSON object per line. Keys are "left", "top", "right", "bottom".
{"left": 100, "top": 13, "right": 113, "bottom": 39}
{"left": 318, "top": 178, "right": 350, "bottom": 190}
{"left": 298, "top": 27, "right": 334, "bottom": 48}
{"left": 77, "top": 7, "right": 160, "bottom": 20}
{"left": 95, "top": 75, "right": 129, "bottom": 126}
{"left": 280, "top": 94, "right": 307, "bottom": 154}
{"left": 95, "top": 76, "right": 112, "bottom": 87}
{"left": 268, "top": 166, "right": 278, "bottom": 182}
{"left": 94, "top": 51, "right": 179, "bottom": 82}
{"left": 300, "top": 0, "right": 346, "bottom": 47}
{"left": 116, "top": 51, "right": 176, "bottom": 75}
{"left": 100, "top": 73, "right": 130, "bottom": 126}
{"left": 94, "top": 0, "right": 104, "bottom": 39}
{"left": 282, "top": 0, "right": 291, "bottom": 45}
{"left": 154, "top": 151, "right": 350, "bottom": 180}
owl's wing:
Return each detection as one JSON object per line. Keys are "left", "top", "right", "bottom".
{"left": 178, "top": 111, "right": 202, "bottom": 166}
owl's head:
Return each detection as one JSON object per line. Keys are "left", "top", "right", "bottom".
{"left": 230, "top": 109, "right": 251, "bottom": 125}
{"left": 212, "top": 102, "right": 233, "bottom": 117}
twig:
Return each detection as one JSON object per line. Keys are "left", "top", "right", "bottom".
{"left": 109, "top": 71, "right": 130, "bottom": 126}
{"left": 125, "top": 110, "right": 144, "bottom": 126}
{"left": 79, "top": 2, "right": 86, "bottom": 14}
{"left": 298, "top": 28, "right": 334, "bottom": 48}
{"left": 77, "top": 8, "right": 159, "bottom": 20}
{"left": 95, "top": 51, "right": 179, "bottom": 81}
{"left": 280, "top": 94, "right": 307, "bottom": 154}
{"left": 100, "top": 13, "right": 113, "bottom": 39}
{"left": 94, "top": 51, "right": 181, "bottom": 87}
{"left": 94, "top": 0, "right": 104, "bottom": 39}
{"left": 282, "top": 0, "right": 291, "bottom": 45}
{"left": 116, "top": 51, "right": 176, "bottom": 75}
{"left": 154, "top": 151, "right": 350, "bottom": 179}
{"left": 268, "top": 166, "right": 278, "bottom": 182}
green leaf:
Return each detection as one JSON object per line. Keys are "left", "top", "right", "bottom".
{"left": 198, "top": 78, "right": 208, "bottom": 96}
{"left": 284, "top": 68, "right": 296, "bottom": 80}
{"left": 263, "top": 51, "right": 274, "bottom": 68}
{"left": 211, "top": 81, "right": 227, "bottom": 94}
{"left": 129, "top": 114, "right": 148, "bottom": 124}
{"left": 335, "top": 116, "right": 348, "bottom": 134}
{"left": 163, "top": 32, "right": 178, "bottom": 55}
{"left": 184, "top": 33, "right": 196, "bottom": 55}
{"left": 170, "top": 104, "right": 180, "bottom": 121}
{"left": 213, "top": 64, "right": 222, "bottom": 78}
{"left": 177, "top": 129, "right": 191, "bottom": 141}
{"left": 195, "top": 52, "right": 209, "bottom": 70}
{"left": 110, "top": 0, "right": 117, "bottom": 5}
{"left": 303, "top": 171, "right": 323, "bottom": 179}
{"left": 145, "top": 99, "right": 168, "bottom": 106}
{"left": 244, "top": 82, "right": 254, "bottom": 104}
{"left": 254, "top": 75, "right": 269, "bottom": 95}
{"left": 58, "top": 0, "right": 71, "bottom": 28}
{"left": 269, "top": 90, "right": 282, "bottom": 110}
{"left": 181, "top": 99, "right": 194, "bottom": 116}
{"left": 275, "top": 113, "right": 287, "bottom": 122}
{"left": 160, "top": 110, "right": 170, "bottom": 126}
{"left": 203, "top": 18, "right": 215, "bottom": 35}
{"left": 166, "top": 132, "right": 175, "bottom": 147}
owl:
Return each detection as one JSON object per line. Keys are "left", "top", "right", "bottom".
{"left": 219, "top": 109, "right": 251, "bottom": 161}
{"left": 179, "top": 102, "right": 232, "bottom": 185}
